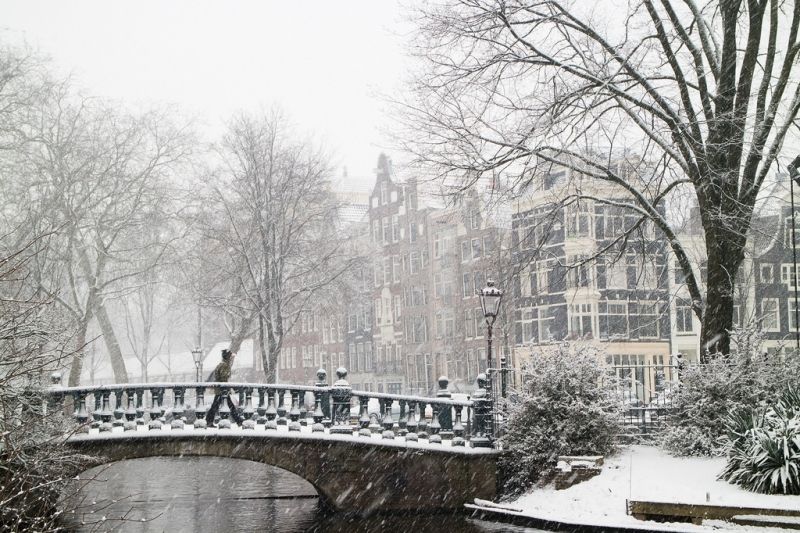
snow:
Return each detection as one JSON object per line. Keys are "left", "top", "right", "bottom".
{"left": 67, "top": 422, "right": 498, "bottom": 455}
{"left": 483, "top": 445, "right": 800, "bottom": 532}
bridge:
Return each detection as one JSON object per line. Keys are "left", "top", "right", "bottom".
{"left": 48, "top": 368, "right": 500, "bottom": 513}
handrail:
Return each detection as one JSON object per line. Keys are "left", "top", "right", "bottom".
{"left": 350, "top": 389, "right": 472, "bottom": 407}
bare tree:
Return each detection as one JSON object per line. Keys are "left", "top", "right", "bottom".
{"left": 197, "top": 111, "right": 360, "bottom": 381}
{"left": 8, "top": 87, "right": 192, "bottom": 385}
{"left": 401, "top": 0, "right": 800, "bottom": 357}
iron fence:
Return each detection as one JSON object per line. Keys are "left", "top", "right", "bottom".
{"left": 606, "top": 362, "right": 679, "bottom": 436}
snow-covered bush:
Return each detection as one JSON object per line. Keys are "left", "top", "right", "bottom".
{"left": 499, "top": 344, "right": 620, "bottom": 495}
{"left": 719, "top": 387, "right": 800, "bottom": 494}
{"left": 662, "top": 329, "right": 800, "bottom": 457}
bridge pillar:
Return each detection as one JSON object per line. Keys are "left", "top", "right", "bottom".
{"left": 329, "top": 367, "right": 353, "bottom": 435}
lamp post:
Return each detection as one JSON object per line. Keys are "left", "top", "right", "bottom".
{"left": 479, "top": 279, "right": 504, "bottom": 438}
{"left": 479, "top": 280, "right": 503, "bottom": 371}
{"left": 788, "top": 155, "right": 800, "bottom": 353}
{"left": 191, "top": 347, "right": 203, "bottom": 382}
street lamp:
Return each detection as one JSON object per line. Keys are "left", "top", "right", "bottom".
{"left": 479, "top": 279, "right": 503, "bottom": 371}
{"left": 788, "top": 155, "right": 800, "bottom": 352}
{"left": 191, "top": 347, "right": 203, "bottom": 382}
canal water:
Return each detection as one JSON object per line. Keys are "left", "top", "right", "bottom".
{"left": 61, "top": 457, "right": 542, "bottom": 532}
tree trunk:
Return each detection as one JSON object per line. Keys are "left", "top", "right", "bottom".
{"left": 93, "top": 301, "right": 129, "bottom": 383}
{"left": 67, "top": 311, "right": 92, "bottom": 386}
{"left": 700, "top": 225, "right": 746, "bottom": 360}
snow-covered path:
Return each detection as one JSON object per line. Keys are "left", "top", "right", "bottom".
{"left": 483, "top": 445, "right": 800, "bottom": 532}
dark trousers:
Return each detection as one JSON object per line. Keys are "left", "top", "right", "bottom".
{"left": 205, "top": 392, "right": 243, "bottom": 425}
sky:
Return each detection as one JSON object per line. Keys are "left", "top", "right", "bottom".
{"left": 0, "top": 1, "right": 413, "bottom": 190}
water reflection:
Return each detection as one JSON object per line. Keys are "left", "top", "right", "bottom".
{"left": 62, "top": 457, "right": 539, "bottom": 532}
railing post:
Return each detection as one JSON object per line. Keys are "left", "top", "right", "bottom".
{"left": 218, "top": 387, "right": 232, "bottom": 429}
{"left": 381, "top": 399, "right": 395, "bottom": 440}
{"left": 316, "top": 368, "right": 331, "bottom": 427}
{"left": 91, "top": 392, "right": 101, "bottom": 430}
{"left": 288, "top": 390, "right": 301, "bottom": 431}
{"left": 242, "top": 387, "right": 256, "bottom": 429}
{"left": 135, "top": 389, "right": 146, "bottom": 426}
{"left": 452, "top": 404, "right": 466, "bottom": 446}
{"left": 276, "top": 389, "right": 288, "bottom": 426}
{"left": 256, "top": 386, "right": 266, "bottom": 425}
{"left": 172, "top": 387, "right": 185, "bottom": 429}
{"left": 113, "top": 391, "right": 125, "bottom": 429}
{"left": 265, "top": 388, "right": 278, "bottom": 430}
{"left": 405, "top": 401, "right": 418, "bottom": 441}
{"left": 149, "top": 387, "right": 163, "bottom": 430}
{"left": 99, "top": 390, "right": 113, "bottom": 432}
{"left": 436, "top": 375, "right": 453, "bottom": 440}
{"left": 194, "top": 386, "right": 207, "bottom": 429}
{"left": 470, "top": 373, "right": 493, "bottom": 448}
{"left": 329, "top": 367, "right": 353, "bottom": 435}
{"left": 428, "top": 403, "right": 442, "bottom": 443}
{"left": 74, "top": 392, "right": 90, "bottom": 433}
{"left": 124, "top": 389, "right": 137, "bottom": 431}
{"left": 417, "top": 400, "right": 429, "bottom": 440}
{"left": 398, "top": 399, "right": 408, "bottom": 436}
{"left": 358, "top": 395, "right": 371, "bottom": 437}
{"left": 299, "top": 392, "right": 308, "bottom": 426}
{"left": 312, "top": 387, "right": 324, "bottom": 432}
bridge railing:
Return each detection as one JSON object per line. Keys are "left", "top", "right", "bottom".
{"left": 47, "top": 368, "right": 496, "bottom": 449}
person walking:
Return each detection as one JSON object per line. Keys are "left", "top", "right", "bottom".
{"left": 205, "top": 349, "right": 244, "bottom": 426}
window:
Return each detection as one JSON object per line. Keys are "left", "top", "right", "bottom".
{"left": 464, "top": 309, "right": 475, "bottom": 338}
{"left": 600, "top": 301, "right": 628, "bottom": 339}
{"left": 637, "top": 302, "right": 660, "bottom": 338}
{"left": 759, "top": 265, "right": 774, "bottom": 283}
{"left": 474, "top": 271, "right": 485, "bottom": 294}
{"left": 676, "top": 298, "right": 693, "bottom": 334}
{"left": 760, "top": 298, "right": 780, "bottom": 332}
{"left": 471, "top": 238, "right": 482, "bottom": 260}
{"left": 348, "top": 343, "right": 356, "bottom": 370}
{"left": 392, "top": 256, "right": 401, "bottom": 283}
{"left": 433, "top": 273, "right": 443, "bottom": 298}
{"left": 521, "top": 308, "right": 539, "bottom": 343}
{"left": 470, "top": 210, "right": 481, "bottom": 230}
{"left": 409, "top": 221, "right": 418, "bottom": 243}
{"left": 567, "top": 255, "right": 591, "bottom": 289}
{"left": 461, "top": 241, "right": 470, "bottom": 262}
{"left": 382, "top": 217, "right": 390, "bottom": 244}
{"left": 409, "top": 251, "right": 421, "bottom": 274}
{"left": 781, "top": 264, "right": 799, "bottom": 288}
{"left": 372, "top": 220, "right": 380, "bottom": 243}
{"left": 483, "top": 235, "right": 493, "bottom": 255}
{"left": 786, "top": 219, "right": 799, "bottom": 248}
{"left": 790, "top": 299, "right": 800, "bottom": 331}
{"left": 606, "top": 260, "right": 627, "bottom": 289}
{"left": 391, "top": 215, "right": 400, "bottom": 242}
{"left": 569, "top": 303, "right": 593, "bottom": 338}
{"left": 537, "top": 262, "right": 550, "bottom": 294}
{"left": 565, "top": 202, "right": 591, "bottom": 238}
{"left": 374, "top": 298, "right": 382, "bottom": 326}
{"left": 674, "top": 261, "right": 685, "bottom": 285}
{"left": 394, "top": 295, "right": 402, "bottom": 320}
{"left": 380, "top": 183, "right": 388, "bottom": 205}
{"left": 434, "top": 234, "right": 442, "bottom": 258}
{"left": 462, "top": 272, "right": 473, "bottom": 297}
{"left": 383, "top": 257, "right": 391, "bottom": 285}
{"left": 357, "top": 343, "right": 365, "bottom": 372}
{"left": 605, "top": 210, "right": 624, "bottom": 236}
{"left": 474, "top": 307, "right": 484, "bottom": 337}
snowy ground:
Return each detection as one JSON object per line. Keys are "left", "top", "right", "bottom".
{"left": 482, "top": 445, "right": 799, "bottom": 532}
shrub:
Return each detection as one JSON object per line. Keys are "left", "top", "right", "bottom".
{"left": 719, "top": 387, "right": 800, "bottom": 495}
{"left": 662, "top": 329, "right": 800, "bottom": 457}
{"left": 499, "top": 344, "right": 620, "bottom": 496}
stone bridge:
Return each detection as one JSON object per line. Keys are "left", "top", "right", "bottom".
{"left": 49, "top": 369, "right": 500, "bottom": 513}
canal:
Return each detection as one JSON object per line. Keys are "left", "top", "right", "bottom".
{"left": 62, "top": 457, "right": 540, "bottom": 532}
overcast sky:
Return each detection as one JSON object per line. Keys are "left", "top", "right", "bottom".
{"left": 1, "top": 1, "right": 412, "bottom": 190}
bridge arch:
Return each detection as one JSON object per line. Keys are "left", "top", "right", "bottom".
{"left": 67, "top": 432, "right": 498, "bottom": 513}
